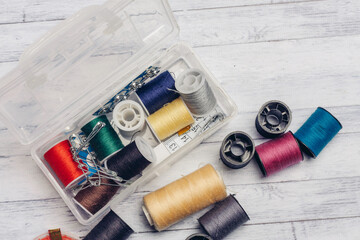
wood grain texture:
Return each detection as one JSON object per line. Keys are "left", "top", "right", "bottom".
{"left": 0, "top": 0, "right": 359, "bottom": 239}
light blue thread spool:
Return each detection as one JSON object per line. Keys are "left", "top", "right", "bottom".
{"left": 294, "top": 107, "right": 342, "bottom": 158}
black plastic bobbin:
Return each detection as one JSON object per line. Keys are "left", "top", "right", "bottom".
{"left": 185, "top": 233, "right": 213, "bottom": 240}
{"left": 220, "top": 131, "right": 255, "bottom": 169}
{"left": 255, "top": 100, "right": 292, "bottom": 138}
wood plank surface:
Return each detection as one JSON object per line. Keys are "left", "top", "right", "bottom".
{"left": 0, "top": 0, "right": 359, "bottom": 239}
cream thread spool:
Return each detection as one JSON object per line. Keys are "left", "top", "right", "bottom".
{"left": 142, "top": 164, "right": 227, "bottom": 231}
{"left": 147, "top": 97, "right": 194, "bottom": 141}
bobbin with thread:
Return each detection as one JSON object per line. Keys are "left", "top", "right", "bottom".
{"left": 105, "top": 137, "right": 155, "bottom": 180}
{"left": 81, "top": 115, "right": 124, "bottom": 163}
{"left": 198, "top": 195, "right": 249, "bottom": 240}
{"left": 136, "top": 70, "right": 179, "bottom": 115}
{"left": 112, "top": 100, "right": 145, "bottom": 139}
{"left": 73, "top": 177, "right": 120, "bottom": 215}
{"left": 175, "top": 68, "right": 216, "bottom": 116}
{"left": 294, "top": 107, "right": 342, "bottom": 158}
{"left": 147, "top": 97, "right": 195, "bottom": 141}
{"left": 255, "top": 131, "right": 303, "bottom": 176}
{"left": 44, "top": 140, "right": 86, "bottom": 189}
{"left": 142, "top": 164, "right": 227, "bottom": 231}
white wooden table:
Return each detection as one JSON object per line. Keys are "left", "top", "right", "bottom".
{"left": 0, "top": 0, "right": 359, "bottom": 239}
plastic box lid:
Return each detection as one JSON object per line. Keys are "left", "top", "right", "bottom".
{"left": 0, "top": 0, "right": 179, "bottom": 145}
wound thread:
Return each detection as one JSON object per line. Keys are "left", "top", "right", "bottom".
{"left": 44, "top": 140, "right": 85, "bottom": 188}
{"left": 136, "top": 71, "right": 179, "bottom": 114}
{"left": 83, "top": 210, "right": 134, "bottom": 240}
{"left": 147, "top": 97, "right": 194, "bottom": 140}
{"left": 175, "top": 69, "right": 216, "bottom": 116}
{"left": 105, "top": 137, "right": 154, "bottom": 180}
{"left": 255, "top": 132, "right": 303, "bottom": 176}
{"left": 198, "top": 195, "right": 249, "bottom": 240}
{"left": 294, "top": 107, "right": 342, "bottom": 158}
{"left": 143, "top": 164, "right": 227, "bottom": 231}
{"left": 74, "top": 178, "right": 120, "bottom": 215}
{"left": 81, "top": 115, "right": 124, "bottom": 162}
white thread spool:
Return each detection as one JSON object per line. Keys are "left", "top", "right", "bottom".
{"left": 175, "top": 68, "right": 216, "bottom": 116}
{"left": 112, "top": 100, "right": 145, "bottom": 138}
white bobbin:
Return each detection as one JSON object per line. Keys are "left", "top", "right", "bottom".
{"left": 112, "top": 100, "right": 145, "bottom": 138}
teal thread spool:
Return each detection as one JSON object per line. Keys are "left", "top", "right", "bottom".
{"left": 81, "top": 115, "right": 124, "bottom": 162}
{"left": 294, "top": 107, "right": 342, "bottom": 158}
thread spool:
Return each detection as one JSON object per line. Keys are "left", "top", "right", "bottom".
{"left": 112, "top": 100, "right": 145, "bottom": 138}
{"left": 220, "top": 131, "right": 255, "bottom": 169}
{"left": 186, "top": 234, "right": 213, "bottom": 240}
{"left": 44, "top": 140, "right": 85, "bottom": 188}
{"left": 198, "top": 195, "right": 249, "bottom": 240}
{"left": 147, "top": 97, "right": 194, "bottom": 140}
{"left": 83, "top": 210, "right": 134, "bottom": 240}
{"left": 175, "top": 69, "right": 216, "bottom": 116}
{"left": 34, "top": 231, "right": 78, "bottom": 240}
{"left": 74, "top": 177, "right": 120, "bottom": 215}
{"left": 105, "top": 137, "right": 155, "bottom": 180}
{"left": 136, "top": 71, "right": 179, "bottom": 114}
{"left": 81, "top": 115, "right": 124, "bottom": 162}
{"left": 255, "top": 100, "right": 292, "bottom": 138}
{"left": 294, "top": 107, "right": 342, "bottom": 158}
{"left": 143, "top": 164, "right": 227, "bottom": 231}
{"left": 255, "top": 131, "right": 303, "bottom": 176}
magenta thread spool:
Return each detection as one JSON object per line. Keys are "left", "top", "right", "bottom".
{"left": 255, "top": 131, "right": 303, "bottom": 176}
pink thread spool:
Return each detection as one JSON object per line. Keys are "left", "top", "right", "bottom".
{"left": 255, "top": 132, "right": 303, "bottom": 176}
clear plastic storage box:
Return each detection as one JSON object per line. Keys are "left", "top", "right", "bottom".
{"left": 0, "top": 0, "right": 237, "bottom": 225}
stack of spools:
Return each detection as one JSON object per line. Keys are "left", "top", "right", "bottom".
{"left": 82, "top": 164, "right": 250, "bottom": 240}
{"left": 220, "top": 100, "right": 342, "bottom": 177}
{"left": 42, "top": 68, "right": 222, "bottom": 240}
{"left": 142, "top": 164, "right": 250, "bottom": 240}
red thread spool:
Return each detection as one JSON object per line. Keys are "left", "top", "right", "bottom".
{"left": 255, "top": 132, "right": 303, "bottom": 176}
{"left": 44, "top": 140, "right": 85, "bottom": 188}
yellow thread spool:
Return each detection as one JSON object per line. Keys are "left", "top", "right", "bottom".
{"left": 142, "top": 164, "right": 227, "bottom": 231}
{"left": 147, "top": 97, "right": 195, "bottom": 140}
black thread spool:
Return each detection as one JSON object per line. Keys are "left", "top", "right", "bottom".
{"left": 84, "top": 210, "right": 134, "bottom": 240}
{"left": 105, "top": 137, "right": 155, "bottom": 180}
{"left": 198, "top": 195, "right": 249, "bottom": 240}
{"left": 255, "top": 100, "right": 292, "bottom": 138}
{"left": 186, "top": 233, "right": 213, "bottom": 240}
{"left": 220, "top": 131, "right": 255, "bottom": 169}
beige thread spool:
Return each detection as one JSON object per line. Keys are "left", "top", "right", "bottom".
{"left": 142, "top": 164, "right": 227, "bottom": 231}
{"left": 147, "top": 97, "right": 195, "bottom": 140}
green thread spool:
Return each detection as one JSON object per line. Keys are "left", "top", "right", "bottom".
{"left": 81, "top": 115, "right": 124, "bottom": 162}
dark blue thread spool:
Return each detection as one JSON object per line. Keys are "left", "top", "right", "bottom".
{"left": 294, "top": 107, "right": 342, "bottom": 158}
{"left": 136, "top": 71, "right": 179, "bottom": 114}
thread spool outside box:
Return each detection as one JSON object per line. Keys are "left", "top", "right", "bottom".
{"left": 0, "top": 0, "right": 237, "bottom": 225}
